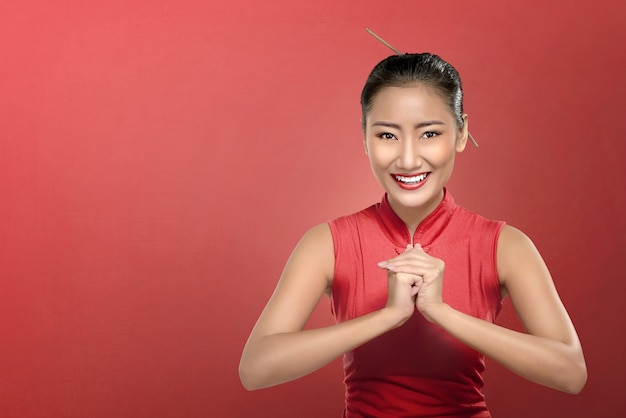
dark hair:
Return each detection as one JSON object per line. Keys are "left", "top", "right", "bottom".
{"left": 360, "top": 53, "right": 464, "bottom": 130}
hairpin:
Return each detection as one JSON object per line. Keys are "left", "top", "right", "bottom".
{"left": 365, "top": 28, "right": 479, "bottom": 148}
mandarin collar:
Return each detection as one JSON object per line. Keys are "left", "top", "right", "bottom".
{"left": 376, "top": 189, "right": 456, "bottom": 252}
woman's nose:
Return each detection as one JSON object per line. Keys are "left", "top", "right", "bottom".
{"left": 397, "top": 139, "right": 421, "bottom": 170}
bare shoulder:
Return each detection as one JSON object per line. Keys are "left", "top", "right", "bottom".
{"left": 296, "top": 223, "right": 335, "bottom": 259}
{"left": 496, "top": 225, "right": 543, "bottom": 286}
{"left": 287, "top": 223, "right": 335, "bottom": 291}
{"left": 249, "top": 223, "right": 335, "bottom": 336}
{"left": 496, "top": 225, "right": 576, "bottom": 341}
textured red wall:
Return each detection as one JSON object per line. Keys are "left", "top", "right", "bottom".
{"left": 1, "top": 1, "right": 624, "bottom": 417}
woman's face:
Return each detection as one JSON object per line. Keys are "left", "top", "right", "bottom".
{"left": 363, "top": 85, "right": 467, "bottom": 218}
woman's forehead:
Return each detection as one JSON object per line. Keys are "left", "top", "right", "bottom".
{"left": 367, "top": 86, "right": 453, "bottom": 121}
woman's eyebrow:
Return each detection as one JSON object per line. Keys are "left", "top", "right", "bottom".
{"left": 371, "top": 120, "right": 446, "bottom": 129}
{"left": 414, "top": 120, "right": 445, "bottom": 129}
{"left": 371, "top": 121, "right": 402, "bottom": 129}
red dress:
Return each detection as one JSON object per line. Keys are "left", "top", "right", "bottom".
{"left": 328, "top": 190, "right": 505, "bottom": 417}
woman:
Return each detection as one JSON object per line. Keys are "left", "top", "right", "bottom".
{"left": 239, "top": 53, "right": 587, "bottom": 417}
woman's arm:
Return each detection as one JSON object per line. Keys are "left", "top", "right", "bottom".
{"left": 238, "top": 223, "right": 418, "bottom": 390}
{"left": 382, "top": 226, "right": 587, "bottom": 394}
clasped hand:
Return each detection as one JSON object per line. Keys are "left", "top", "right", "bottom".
{"left": 378, "top": 244, "right": 445, "bottom": 325}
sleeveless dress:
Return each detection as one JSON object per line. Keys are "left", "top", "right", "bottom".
{"left": 328, "top": 190, "right": 505, "bottom": 417}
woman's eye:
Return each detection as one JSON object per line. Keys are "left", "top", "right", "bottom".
{"left": 378, "top": 132, "right": 397, "bottom": 140}
{"left": 421, "top": 131, "right": 439, "bottom": 140}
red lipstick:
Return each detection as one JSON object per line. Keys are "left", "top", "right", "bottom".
{"left": 391, "top": 172, "right": 430, "bottom": 190}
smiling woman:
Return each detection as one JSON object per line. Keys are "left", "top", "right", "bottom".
{"left": 238, "top": 53, "right": 587, "bottom": 417}
{"left": 364, "top": 85, "right": 465, "bottom": 229}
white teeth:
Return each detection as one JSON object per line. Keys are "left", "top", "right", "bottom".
{"left": 394, "top": 173, "right": 428, "bottom": 184}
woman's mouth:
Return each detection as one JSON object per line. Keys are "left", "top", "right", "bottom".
{"left": 392, "top": 173, "right": 430, "bottom": 190}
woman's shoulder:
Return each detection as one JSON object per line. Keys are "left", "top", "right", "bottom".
{"left": 283, "top": 223, "right": 335, "bottom": 294}
{"left": 496, "top": 225, "right": 539, "bottom": 267}
{"left": 451, "top": 202, "right": 506, "bottom": 235}
{"left": 297, "top": 222, "right": 333, "bottom": 252}
{"left": 326, "top": 202, "right": 381, "bottom": 245}
{"left": 295, "top": 200, "right": 380, "bottom": 265}
{"left": 328, "top": 202, "right": 380, "bottom": 230}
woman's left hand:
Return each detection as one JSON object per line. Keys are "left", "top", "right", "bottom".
{"left": 378, "top": 244, "right": 445, "bottom": 323}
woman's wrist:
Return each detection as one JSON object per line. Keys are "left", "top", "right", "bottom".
{"left": 419, "top": 302, "right": 451, "bottom": 324}
{"left": 379, "top": 305, "right": 414, "bottom": 330}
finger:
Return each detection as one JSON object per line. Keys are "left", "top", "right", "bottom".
{"left": 391, "top": 271, "right": 420, "bottom": 284}
{"left": 379, "top": 247, "right": 435, "bottom": 269}
{"left": 383, "top": 259, "right": 435, "bottom": 273}
{"left": 410, "top": 275, "right": 423, "bottom": 295}
{"left": 379, "top": 252, "right": 426, "bottom": 267}
{"left": 407, "top": 244, "right": 428, "bottom": 256}
{"left": 411, "top": 285, "right": 420, "bottom": 297}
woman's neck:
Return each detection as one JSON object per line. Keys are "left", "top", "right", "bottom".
{"left": 387, "top": 190, "right": 445, "bottom": 239}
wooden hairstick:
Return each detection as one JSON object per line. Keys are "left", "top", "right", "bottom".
{"left": 365, "top": 28, "right": 403, "bottom": 56}
{"left": 365, "top": 28, "right": 479, "bottom": 148}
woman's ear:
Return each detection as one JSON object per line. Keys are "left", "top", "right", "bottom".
{"left": 361, "top": 119, "right": 369, "bottom": 155}
{"left": 456, "top": 114, "right": 469, "bottom": 152}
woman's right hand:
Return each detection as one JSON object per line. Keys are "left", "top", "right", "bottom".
{"left": 384, "top": 270, "right": 420, "bottom": 327}
{"left": 379, "top": 245, "right": 420, "bottom": 328}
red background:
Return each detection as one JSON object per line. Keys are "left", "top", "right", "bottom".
{"left": 1, "top": 1, "right": 625, "bottom": 417}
